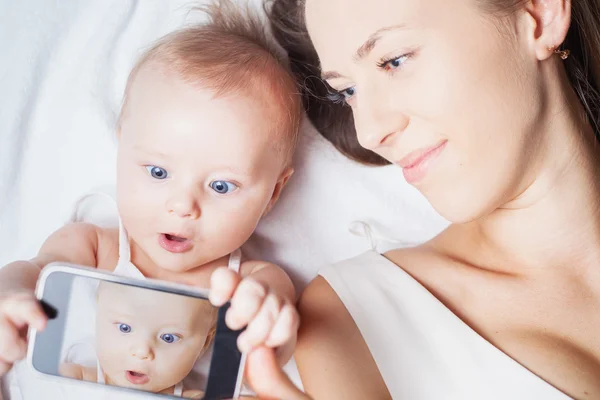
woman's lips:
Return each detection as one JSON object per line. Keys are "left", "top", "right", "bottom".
{"left": 397, "top": 140, "right": 448, "bottom": 184}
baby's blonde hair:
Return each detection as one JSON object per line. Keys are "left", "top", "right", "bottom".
{"left": 119, "top": 0, "right": 302, "bottom": 165}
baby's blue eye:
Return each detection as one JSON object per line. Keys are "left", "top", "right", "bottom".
{"left": 160, "top": 333, "right": 180, "bottom": 344}
{"left": 146, "top": 165, "right": 168, "bottom": 180}
{"left": 118, "top": 323, "right": 132, "bottom": 333}
{"left": 210, "top": 180, "right": 238, "bottom": 194}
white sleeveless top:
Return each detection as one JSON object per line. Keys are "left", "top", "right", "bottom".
{"left": 66, "top": 190, "right": 242, "bottom": 396}
{"left": 320, "top": 223, "right": 572, "bottom": 399}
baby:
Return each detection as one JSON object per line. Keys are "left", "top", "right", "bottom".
{"left": 60, "top": 282, "right": 215, "bottom": 398}
{"left": 0, "top": 0, "right": 302, "bottom": 378}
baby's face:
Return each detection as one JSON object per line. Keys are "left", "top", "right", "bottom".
{"left": 116, "top": 64, "right": 292, "bottom": 272}
{"left": 95, "top": 283, "right": 215, "bottom": 393}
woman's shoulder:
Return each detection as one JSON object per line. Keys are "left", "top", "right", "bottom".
{"left": 294, "top": 245, "right": 468, "bottom": 399}
{"left": 296, "top": 275, "right": 392, "bottom": 399}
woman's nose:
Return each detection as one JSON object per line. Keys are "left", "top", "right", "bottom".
{"left": 354, "top": 84, "right": 409, "bottom": 151}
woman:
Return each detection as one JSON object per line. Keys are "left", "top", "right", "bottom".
{"left": 251, "top": 0, "right": 600, "bottom": 398}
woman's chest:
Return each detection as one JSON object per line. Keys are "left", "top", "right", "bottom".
{"left": 442, "top": 274, "right": 600, "bottom": 400}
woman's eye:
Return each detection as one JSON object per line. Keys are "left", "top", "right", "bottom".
{"left": 146, "top": 165, "right": 168, "bottom": 180}
{"left": 326, "top": 86, "right": 356, "bottom": 104}
{"left": 209, "top": 180, "right": 238, "bottom": 194}
{"left": 160, "top": 333, "right": 181, "bottom": 344}
{"left": 341, "top": 87, "right": 356, "bottom": 100}
{"left": 379, "top": 54, "right": 410, "bottom": 71}
{"left": 118, "top": 323, "right": 132, "bottom": 333}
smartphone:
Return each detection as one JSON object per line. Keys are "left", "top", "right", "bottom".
{"left": 27, "top": 263, "right": 246, "bottom": 400}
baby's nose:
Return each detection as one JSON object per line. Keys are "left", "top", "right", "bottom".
{"left": 130, "top": 343, "right": 153, "bottom": 360}
{"left": 166, "top": 194, "right": 201, "bottom": 220}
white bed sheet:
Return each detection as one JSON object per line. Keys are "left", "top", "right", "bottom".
{"left": 0, "top": 0, "right": 448, "bottom": 399}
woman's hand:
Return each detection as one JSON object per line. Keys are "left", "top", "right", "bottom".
{"left": 240, "top": 346, "right": 311, "bottom": 400}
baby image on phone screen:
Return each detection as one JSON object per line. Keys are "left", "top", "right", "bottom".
{"left": 59, "top": 282, "right": 216, "bottom": 398}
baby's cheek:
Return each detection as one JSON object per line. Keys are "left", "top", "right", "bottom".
{"left": 178, "top": 345, "right": 202, "bottom": 371}
{"left": 217, "top": 212, "right": 258, "bottom": 247}
{"left": 153, "top": 350, "right": 192, "bottom": 385}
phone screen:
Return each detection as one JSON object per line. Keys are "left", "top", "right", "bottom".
{"left": 29, "top": 266, "right": 244, "bottom": 400}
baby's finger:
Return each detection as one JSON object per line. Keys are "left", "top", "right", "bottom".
{"left": 265, "top": 304, "right": 300, "bottom": 348}
{"left": 237, "top": 293, "right": 282, "bottom": 353}
{"left": 2, "top": 295, "right": 47, "bottom": 331}
{"left": 0, "top": 316, "right": 27, "bottom": 364}
{"left": 226, "top": 279, "right": 267, "bottom": 330}
{"left": 209, "top": 268, "right": 241, "bottom": 307}
{"left": 0, "top": 358, "right": 12, "bottom": 377}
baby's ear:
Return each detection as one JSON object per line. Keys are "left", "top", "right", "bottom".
{"left": 263, "top": 167, "right": 294, "bottom": 217}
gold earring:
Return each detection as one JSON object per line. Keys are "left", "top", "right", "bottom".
{"left": 549, "top": 45, "right": 570, "bottom": 60}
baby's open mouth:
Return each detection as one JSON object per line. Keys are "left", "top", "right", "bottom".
{"left": 165, "top": 233, "right": 186, "bottom": 242}
{"left": 125, "top": 370, "right": 150, "bottom": 385}
{"left": 158, "top": 233, "right": 193, "bottom": 253}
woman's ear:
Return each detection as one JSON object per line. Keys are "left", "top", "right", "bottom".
{"left": 263, "top": 167, "right": 294, "bottom": 217}
{"left": 524, "top": 0, "right": 571, "bottom": 60}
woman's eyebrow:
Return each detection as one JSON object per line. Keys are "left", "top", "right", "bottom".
{"left": 320, "top": 24, "right": 408, "bottom": 80}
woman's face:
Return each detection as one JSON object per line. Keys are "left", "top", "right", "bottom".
{"left": 306, "top": 0, "right": 551, "bottom": 223}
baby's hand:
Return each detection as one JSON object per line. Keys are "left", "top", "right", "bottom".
{"left": 0, "top": 291, "right": 47, "bottom": 376}
{"left": 210, "top": 268, "right": 299, "bottom": 354}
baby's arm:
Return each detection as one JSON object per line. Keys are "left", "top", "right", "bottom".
{"left": 0, "top": 223, "right": 100, "bottom": 376}
{"left": 210, "top": 261, "right": 298, "bottom": 365}
{"left": 241, "top": 261, "right": 295, "bottom": 304}
{"left": 59, "top": 362, "right": 84, "bottom": 381}
{"left": 0, "top": 222, "right": 99, "bottom": 294}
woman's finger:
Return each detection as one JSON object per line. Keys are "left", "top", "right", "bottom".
{"left": 245, "top": 346, "right": 311, "bottom": 400}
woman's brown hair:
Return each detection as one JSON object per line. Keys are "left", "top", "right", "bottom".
{"left": 268, "top": 0, "right": 389, "bottom": 166}
{"left": 268, "top": 0, "right": 600, "bottom": 166}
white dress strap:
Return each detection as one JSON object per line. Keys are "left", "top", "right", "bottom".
{"left": 118, "top": 218, "right": 131, "bottom": 263}
{"left": 348, "top": 220, "right": 418, "bottom": 252}
{"left": 96, "top": 359, "right": 105, "bottom": 384}
{"left": 228, "top": 248, "right": 242, "bottom": 273}
{"left": 173, "top": 381, "right": 184, "bottom": 397}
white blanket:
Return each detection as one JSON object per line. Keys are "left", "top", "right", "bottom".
{"left": 0, "top": 0, "right": 448, "bottom": 399}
